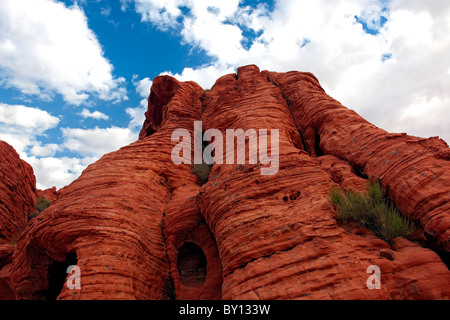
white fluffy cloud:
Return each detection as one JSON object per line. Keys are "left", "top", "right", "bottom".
{"left": 36, "top": 125, "right": 137, "bottom": 189}
{"left": 28, "top": 143, "right": 61, "bottom": 158}
{"left": 61, "top": 126, "right": 136, "bottom": 158}
{"left": 0, "top": 103, "right": 138, "bottom": 189}
{"left": 160, "top": 65, "right": 236, "bottom": 89}
{"left": 0, "top": 103, "right": 60, "bottom": 132}
{"left": 26, "top": 155, "right": 94, "bottom": 190}
{"left": 124, "top": 0, "right": 186, "bottom": 30}
{"left": 125, "top": 75, "right": 152, "bottom": 130}
{"left": 0, "top": 103, "right": 60, "bottom": 155}
{"left": 0, "top": 1, "right": 136, "bottom": 189}
{"left": 0, "top": 0, "right": 127, "bottom": 105}
{"left": 126, "top": 0, "right": 450, "bottom": 143}
{"left": 133, "top": 75, "right": 153, "bottom": 98}
{"left": 80, "top": 108, "right": 110, "bottom": 121}
{"left": 0, "top": 103, "right": 72, "bottom": 189}
{"left": 126, "top": 106, "right": 147, "bottom": 129}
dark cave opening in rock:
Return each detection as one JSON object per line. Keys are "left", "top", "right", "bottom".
{"left": 177, "top": 242, "right": 207, "bottom": 288}
{"left": 352, "top": 165, "right": 369, "bottom": 180}
{"left": 436, "top": 250, "right": 450, "bottom": 270}
{"left": 315, "top": 132, "right": 324, "bottom": 157}
{"left": 43, "top": 252, "right": 78, "bottom": 300}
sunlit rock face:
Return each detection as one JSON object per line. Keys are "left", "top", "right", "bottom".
{"left": 0, "top": 140, "right": 37, "bottom": 244}
{"left": 2, "top": 65, "right": 449, "bottom": 300}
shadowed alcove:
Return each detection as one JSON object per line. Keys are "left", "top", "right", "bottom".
{"left": 177, "top": 241, "right": 207, "bottom": 288}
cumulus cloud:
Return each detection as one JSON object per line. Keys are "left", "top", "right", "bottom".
{"left": 2, "top": 117, "right": 138, "bottom": 189}
{"left": 126, "top": 106, "right": 147, "bottom": 129}
{"left": 61, "top": 126, "right": 136, "bottom": 158}
{"left": 0, "top": 103, "right": 60, "bottom": 155}
{"left": 160, "top": 65, "right": 236, "bottom": 89}
{"left": 26, "top": 155, "right": 94, "bottom": 190}
{"left": 123, "top": 0, "right": 186, "bottom": 30}
{"left": 0, "top": 103, "right": 138, "bottom": 189}
{"left": 0, "top": 103, "right": 60, "bottom": 133}
{"left": 0, "top": 103, "right": 75, "bottom": 189}
{"left": 0, "top": 0, "right": 127, "bottom": 105}
{"left": 132, "top": 75, "right": 152, "bottom": 98}
{"left": 180, "top": 1, "right": 246, "bottom": 66}
{"left": 28, "top": 143, "right": 61, "bottom": 158}
{"left": 126, "top": 0, "right": 450, "bottom": 143}
{"left": 125, "top": 75, "right": 152, "bottom": 130}
{"left": 80, "top": 108, "right": 110, "bottom": 121}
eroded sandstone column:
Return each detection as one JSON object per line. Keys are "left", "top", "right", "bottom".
{"left": 0, "top": 141, "right": 37, "bottom": 243}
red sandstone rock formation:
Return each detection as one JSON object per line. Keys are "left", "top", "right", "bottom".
{"left": 139, "top": 76, "right": 181, "bottom": 139}
{"left": 0, "top": 141, "right": 37, "bottom": 243}
{"left": 37, "top": 187, "right": 60, "bottom": 203}
{"left": 9, "top": 76, "right": 214, "bottom": 300}
{"left": 198, "top": 65, "right": 449, "bottom": 299}
{"left": 0, "top": 244, "right": 15, "bottom": 299}
{"left": 2, "top": 65, "right": 449, "bottom": 300}
{"left": 0, "top": 141, "right": 37, "bottom": 299}
{"left": 266, "top": 70, "right": 450, "bottom": 253}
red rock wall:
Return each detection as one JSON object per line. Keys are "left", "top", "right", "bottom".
{"left": 0, "top": 141, "right": 37, "bottom": 243}
{"left": 0, "top": 244, "right": 15, "bottom": 299}
{"left": 5, "top": 65, "right": 450, "bottom": 300}
{"left": 0, "top": 141, "right": 37, "bottom": 300}
{"left": 9, "top": 76, "right": 212, "bottom": 300}
{"left": 139, "top": 76, "right": 181, "bottom": 139}
{"left": 163, "top": 186, "right": 223, "bottom": 300}
{"left": 196, "top": 65, "right": 450, "bottom": 299}
{"left": 266, "top": 70, "right": 450, "bottom": 253}
{"left": 37, "top": 187, "right": 60, "bottom": 203}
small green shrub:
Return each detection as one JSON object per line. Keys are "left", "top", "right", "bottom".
{"left": 36, "top": 195, "right": 51, "bottom": 213}
{"left": 30, "top": 195, "right": 51, "bottom": 220}
{"left": 191, "top": 161, "right": 212, "bottom": 185}
{"left": 330, "top": 181, "right": 415, "bottom": 243}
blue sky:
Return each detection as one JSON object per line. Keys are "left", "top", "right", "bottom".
{"left": 0, "top": 0, "right": 449, "bottom": 189}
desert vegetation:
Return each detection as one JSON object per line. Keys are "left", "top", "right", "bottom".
{"left": 330, "top": 180, "right": 415, "bottom": 243}
{"left": 28, "top": 195, "right": 51, "bottom": 221}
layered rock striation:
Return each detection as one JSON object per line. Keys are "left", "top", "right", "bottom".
{"left": 266, "top": 70, "right": 450, "bottom": 253}
{"left": 37, "top": 187, "right": 60, "bottom": 203}
{"left": 0, "top": 141, "right": 37, "bottom": 243}
{"left": 1, "top": 65, "right": 449, "bottom": 300}
{"left": 10, "top": 77, "right": 208, "bottom": 300}
{"left": 197, "top": 65, "right": 450, "bottom": 299}
{"left": 0, "top": 141, "right": 37, "bottom": 299}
